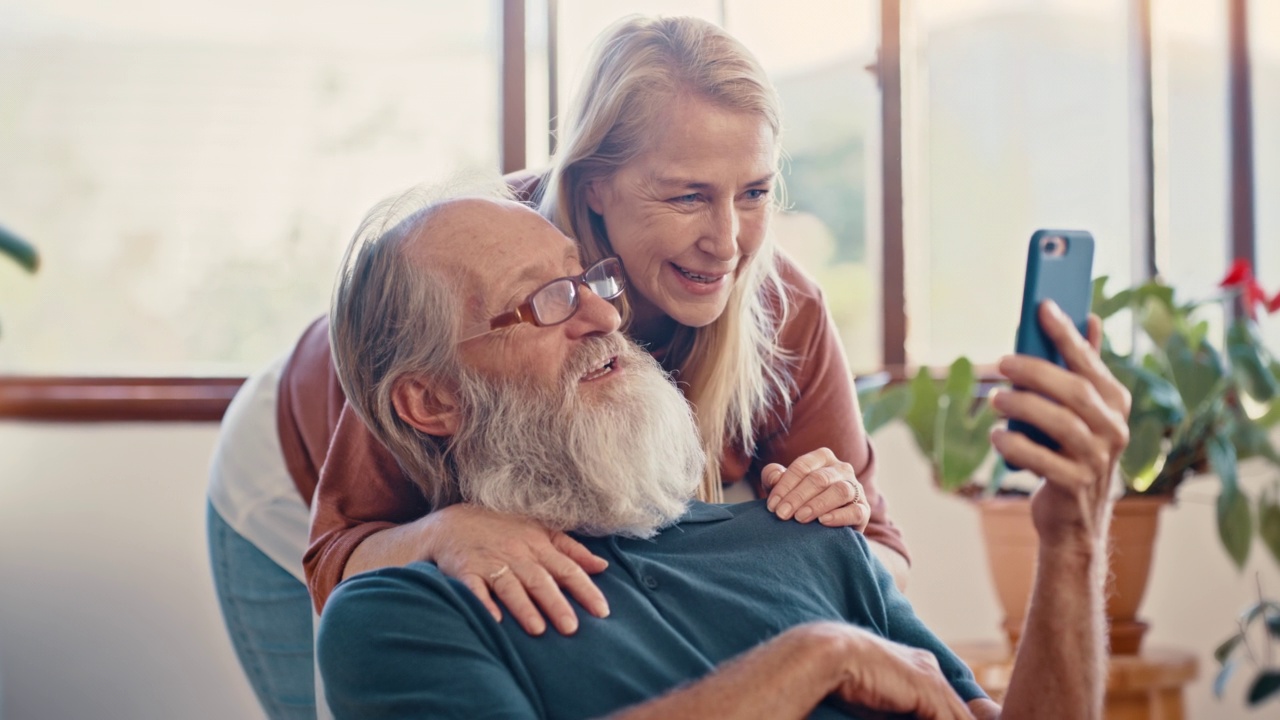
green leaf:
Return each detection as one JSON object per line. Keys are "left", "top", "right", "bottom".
{"left": 1124, "top": 365, "right": 1185, "bottom": 426}
{"left": 1247, "top": 672, "right": 1280, "bottom": 706}
{"left": 935, "top": 357, "right": 997, "bottom": 491}
{"left": 1215, "top": 658, "right": 1237, "bottom": 699}
{"left": 1092, "top": 276, "right": 1132, "bottom": 319}
{"left": 1260, "top": 485, "right": 1280, "bottom": 568}
{"left": 1186, "top": 320, "right": 1211, "bottom": 355}
{"left": 1208, "top": 433, "right": 1252, "bottom": 568}
{"left": 903, "top": 368, "right": 940, "bottom": 458}
{"left": 1231, "top": 411, "right": 1280, "bottom": 465}
{"left": 1218, "top": 486, "right": 1249, "bottom": 566}
{"left": 1141, "top": 294, "right": 1177, "bottom": 347}
{"left": 986, "top": 458, "right": 1009, "bottom": 495}
{"left": 1258, "top": 398, "right": 1280, "bottom": 430}
{"left": 1166, "top": 332, "right": 1227, "bottom": 414}
{"left": 0, "top": 224, "right": 39, "bottom": 272}
{"left": 1228, "top": 318, "right": 1279, "bottom": 402}
{"left": 1215, "top": 632, "right": 1244, "bottom": 665}
{"left": 860, "top": 383, "right": 913, "bottom": 436}
{"left": 1259, "top": 362, "right": 1280, "bottom": 429}
{"left": 1208, "top": 428, "right": 1241, "bottom": 495}
{"left": 1216, "top": 488, "right": 1253, "bottom": 569}
{"left": 1121, "top": 415, "right": 1166, "bottom": 491}
{"left": 938, "top": 400, "right": 997, "bottom": 491}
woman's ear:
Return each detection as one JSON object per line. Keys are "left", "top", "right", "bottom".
{"left": 390, "top": 375, "right": 460, "bottom": 437}
{"left": 585, "top": 178, "right": 607, "bottom": 215}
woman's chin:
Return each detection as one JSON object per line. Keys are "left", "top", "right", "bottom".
{"left": 663, "top": 299, "right": 731, "bottom": 329}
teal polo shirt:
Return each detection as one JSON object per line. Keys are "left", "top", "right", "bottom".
{"left": 318, "top": 500, "right": 986, "bottom": 719}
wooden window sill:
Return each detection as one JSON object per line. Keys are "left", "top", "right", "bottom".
{"left": 0, "top": 366, "right": 1006, "bottom": 424}
{"left": 0, "top": 376, "right": 246, "bottom": 422}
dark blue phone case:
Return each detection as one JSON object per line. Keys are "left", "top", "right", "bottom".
{"left": 1005, "top": 229, "right": 1095, "bottom": 469}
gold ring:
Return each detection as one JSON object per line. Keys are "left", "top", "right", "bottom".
{"left": 488, "top": 565, "right": 510, "bottom": 583}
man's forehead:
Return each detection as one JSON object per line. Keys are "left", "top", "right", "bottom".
{"left": 409, "top": 197, "right": 569, "bottom": 261}
{"left": 406, "top": 197, "right": 580, "bottom": 309}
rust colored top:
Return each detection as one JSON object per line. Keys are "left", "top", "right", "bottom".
{"left": 284, "top": 255, "right": 908, "bottom": 610}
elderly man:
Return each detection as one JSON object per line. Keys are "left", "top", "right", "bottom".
{"left": 317, "top": 184, "right": 1129, "bottom": 719}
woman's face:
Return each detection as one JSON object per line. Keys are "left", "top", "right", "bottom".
{"left": 586, "top": 95, "right": 777, "bottom": 335}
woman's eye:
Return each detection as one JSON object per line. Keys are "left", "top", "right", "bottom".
{"left": 744, "top": 188, "right": 769, "bottom": 201}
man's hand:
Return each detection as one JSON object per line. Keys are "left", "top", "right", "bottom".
{"left": 604, "top": 622, "right": 974, "bottom": 720}
{"left": 821, "top": 624, "right": 975, "bottom": 720}
{"left": 762, "top": 448, "right": 871, "bottom": 531}
{"left": 989, "top": 302, "right": 1130, "bottom": 549}
{"left": 986, "top": 300, "right": 1131, "bottom": 720}
{"left": 422, "top": 503, "right": 611, "bottom": 636}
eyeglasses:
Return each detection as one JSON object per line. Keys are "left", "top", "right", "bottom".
{"left": 459, "top": 256, "right": 626, "bottom": 343}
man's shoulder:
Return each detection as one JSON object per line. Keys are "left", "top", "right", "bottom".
{"left": 322, "top": 562, "right": 483, "bottom": 634}
{"left": 674, "top": 500, "right": 872, "bottom": 561}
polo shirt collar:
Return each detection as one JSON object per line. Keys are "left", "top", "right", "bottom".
{"left": 677, "top": 500, "right": 735, "bottom": 524}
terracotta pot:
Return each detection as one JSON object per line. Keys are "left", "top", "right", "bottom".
{"left": 975, "top": 495, "right": 1167, "bottom": 655}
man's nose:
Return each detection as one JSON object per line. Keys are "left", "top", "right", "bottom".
{"left": 564, "top": 284, "right": 622, "bottom": 338}
{"left": 696, "top": 200, "right": 738, "bottom": 262}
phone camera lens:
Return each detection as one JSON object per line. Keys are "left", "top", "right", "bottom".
{"left": 1041, "top": 235, "right": 1067, "bottom": 257}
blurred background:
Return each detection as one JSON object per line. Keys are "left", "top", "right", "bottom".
{"left": 0, "top": 0, "right": 1277, "bottom": 718}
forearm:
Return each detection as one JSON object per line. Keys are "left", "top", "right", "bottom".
{"left": 602, "top": 624, "right": 844, "bottom": 720}
{"left": 868, "top": 540, "right": 910, "bottom": 591}
{"left": 343, "top": 516, "right": 436, "bottom": 580}
{"left": 999, "top": 538, "right": 1106, "bottom": 719}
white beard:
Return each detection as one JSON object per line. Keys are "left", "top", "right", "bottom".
{"left": 448, "top": 334, "right": 705, "bottom": 537}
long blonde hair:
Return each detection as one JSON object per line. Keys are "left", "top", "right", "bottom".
{"left": 539, "top": 15, "right": 793, "bottom": 502}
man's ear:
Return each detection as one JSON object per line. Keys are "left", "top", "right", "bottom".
{"left": 390, "top": 375, "right": 460, "bottom": 437}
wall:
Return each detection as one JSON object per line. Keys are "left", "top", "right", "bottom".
{"left": 0, "top": 422, "right": 259, "bottom": 720}
{"left": 0, "top": 420, "right": 1277, "bottom": 719}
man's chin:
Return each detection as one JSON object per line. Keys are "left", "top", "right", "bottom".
{"left": 455, "top": 336, "right": 704, "bottom": 540}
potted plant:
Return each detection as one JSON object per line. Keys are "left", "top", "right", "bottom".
{"left": 860, "top": 260, "right": 1280, "bottom": 655}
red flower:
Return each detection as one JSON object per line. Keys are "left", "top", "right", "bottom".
{"left": 1219, "top": 259, "right": 1280, "bottom": 318}
{"left": 1220, "top": 258, "right": 1254, "bottom": 287}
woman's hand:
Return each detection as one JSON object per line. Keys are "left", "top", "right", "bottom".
{"left": 761, "top": 448, "right": 870, "bottom": 532}
{"left": 424, "top": 503, "right": 611, "bottom": 636}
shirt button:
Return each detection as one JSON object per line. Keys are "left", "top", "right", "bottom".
{"left": 642, "top": 575, "right": 659, "bottom": 590}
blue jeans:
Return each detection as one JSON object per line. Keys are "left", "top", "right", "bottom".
{"left": 207, "top": 501, "right": 316, "bottom": 720}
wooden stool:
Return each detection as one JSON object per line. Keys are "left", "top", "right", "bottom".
{"left": 951, "top": 641, "right": 1198, "bottom": 720}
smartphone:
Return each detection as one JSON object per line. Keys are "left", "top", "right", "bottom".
{"left": 1005, "top": 230, "right": 1095, "bottom": 467}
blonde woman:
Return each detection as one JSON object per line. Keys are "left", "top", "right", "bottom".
{"left": 208, "top": 15, "right": 909, "bottom": 718}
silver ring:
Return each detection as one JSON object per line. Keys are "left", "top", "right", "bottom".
{"left": 851, "top": 483, "right": 863, "bottom": 505}
{"left": 488, "top": 565, "right": 511, "bottom": 583}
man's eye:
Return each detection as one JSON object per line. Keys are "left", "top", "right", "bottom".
{"left": 671, "top": 194, "right": 699, "bottom": 204}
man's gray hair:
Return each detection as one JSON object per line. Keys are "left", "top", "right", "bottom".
{"left": 329, "top": 174, "right": 514, "bottom": 508}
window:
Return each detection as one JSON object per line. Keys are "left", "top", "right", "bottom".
{"left": 906, "top": 0, "right": 1133, "bottom": 367}
{"left": 0, "top": 0, "right": 1271, "bottom": 419}
{"left": 1252, "top": 0, "right": 1280, "bottom": 346}
{"left": 0, "top": 1, "right": 498, "bottom": 375}
{"left": 1158, "top": 0, "right": 1229, "bottom": 304}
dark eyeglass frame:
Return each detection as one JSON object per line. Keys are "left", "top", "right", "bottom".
{"left": 458, "top": 256, "right": 626, "bottom": 343}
